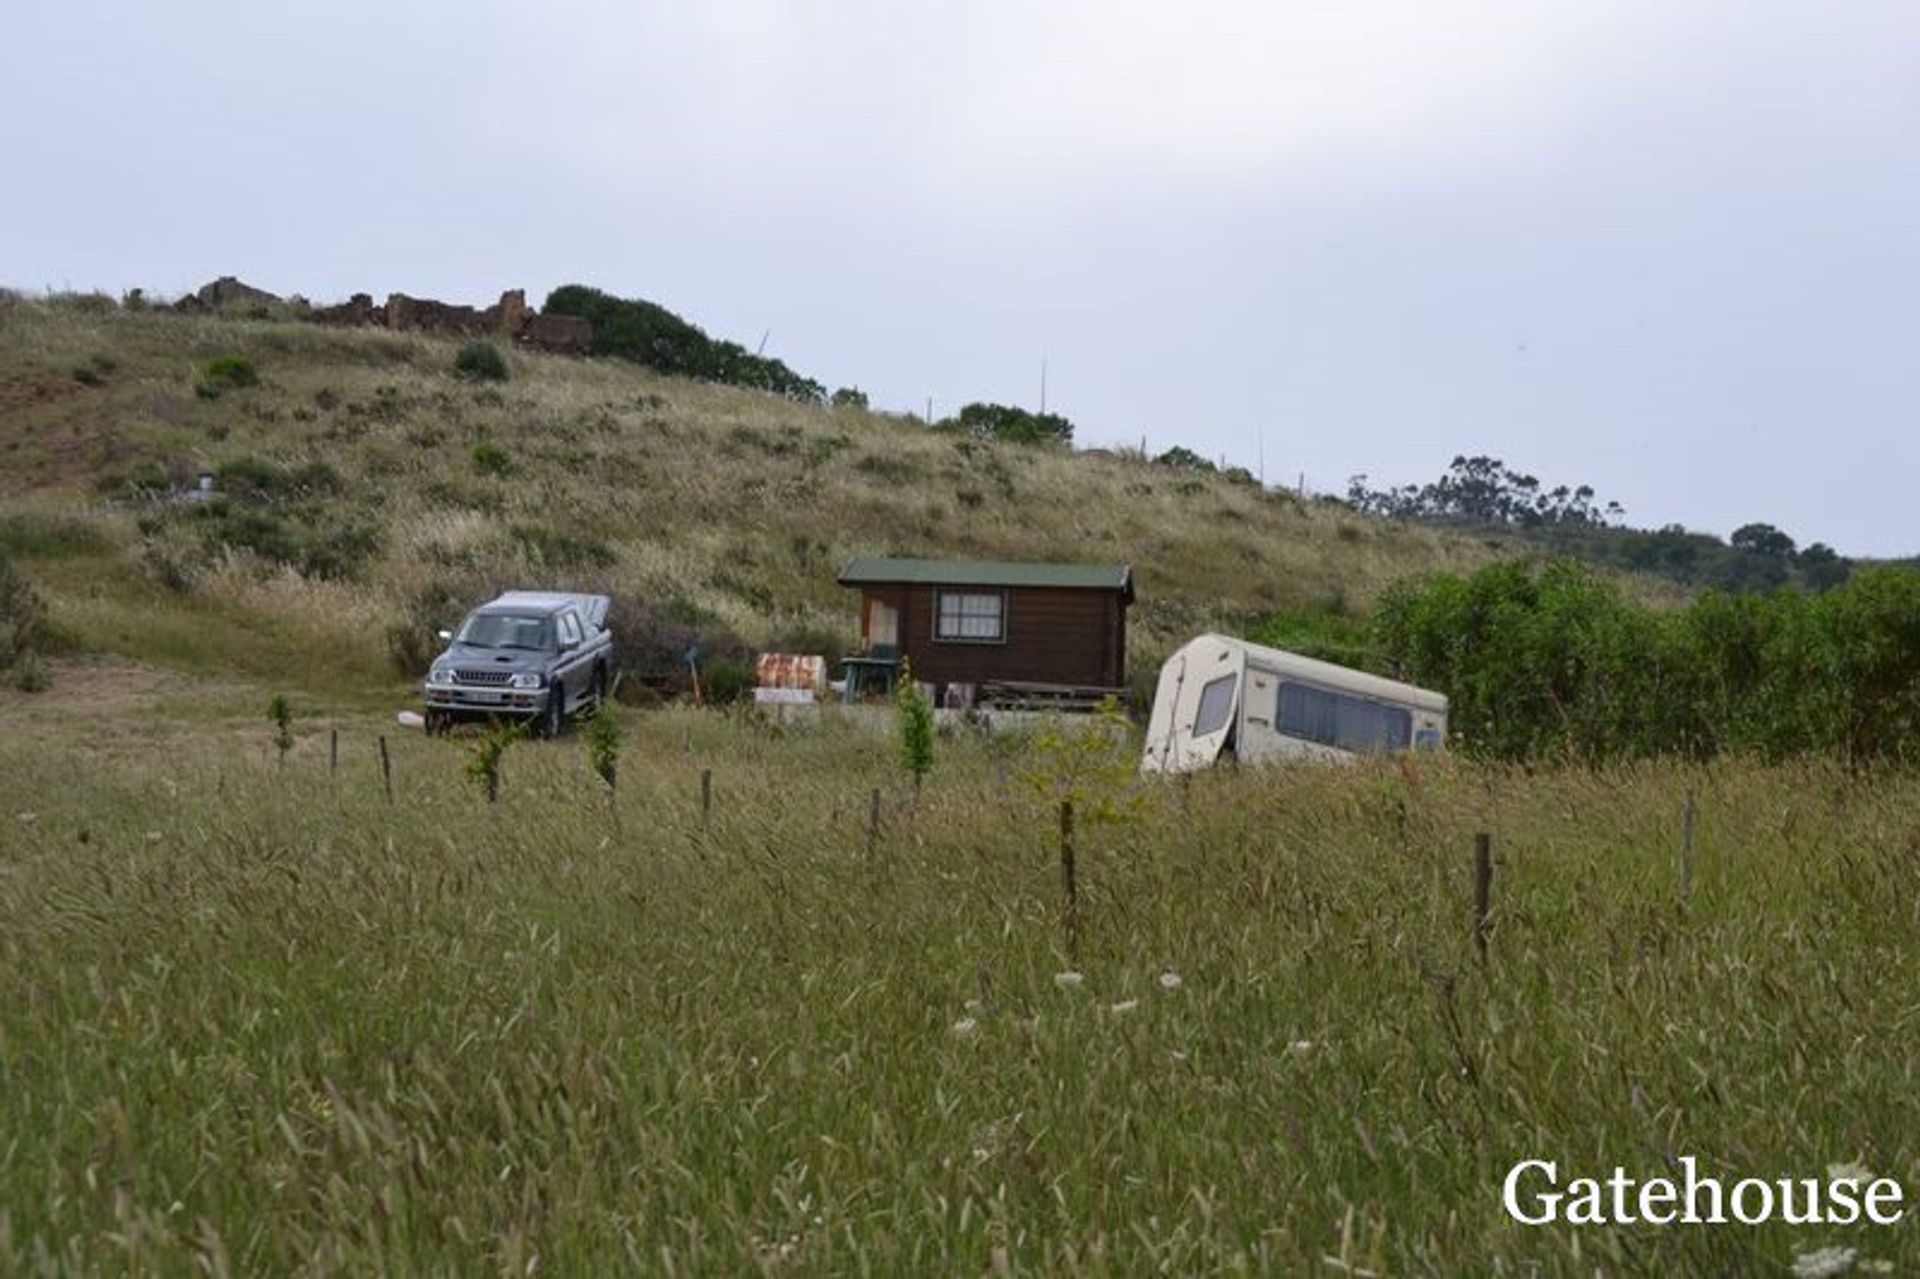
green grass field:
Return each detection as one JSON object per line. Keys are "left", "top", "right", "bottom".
{"left": 3, "top": 678, "right": 1916, "bottom": 1274}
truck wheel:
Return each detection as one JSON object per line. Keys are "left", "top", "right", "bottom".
{"left": 538, "top": 686, "right": 565, "bottom": 738}
{"left": 591, "top": 665, "right": 608, "bottom": 710}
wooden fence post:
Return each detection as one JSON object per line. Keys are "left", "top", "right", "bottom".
{"left": 1473, "top": 832, "right": 1493, "bottom": 963}
{"left": 378, "top": 735, "right": 394, "bottom": 805}
{"left": 1060, "top": 799, "right": 1079, "bottom": 961}
{"left": 700, "top": 769, "right": 713, "bottom": 831}
{"left": 329, "top": 728, "right": 339, "bottom": 776}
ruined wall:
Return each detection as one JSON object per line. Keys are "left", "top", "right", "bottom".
{"left": 182, "top": 278, "right": 593, "bottom": 355}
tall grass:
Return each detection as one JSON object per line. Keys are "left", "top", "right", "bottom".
{"left": 2, "top": 707, "right": 1916, "bottom": 1274}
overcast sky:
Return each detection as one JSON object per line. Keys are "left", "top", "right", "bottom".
{"left": 6, "top": 2, "right": 1916, "bottom": 554}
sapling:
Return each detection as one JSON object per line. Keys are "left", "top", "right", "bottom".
{"left": 465, "top": 720, "right": 521, "bottom": 804}
{"left": 894, "top": 657, "right": 934, "bottom": 791}
{"left": 584, "top": 703, "right": 623, "bottom": 792}
{"left": 267, "top": 694, "right": 293, "bottom": 764}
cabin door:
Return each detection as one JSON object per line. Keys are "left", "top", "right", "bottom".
{"left": 867, "top": 598, "right": 900, "bottom": 650}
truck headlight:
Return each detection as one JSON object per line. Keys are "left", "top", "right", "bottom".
{"left": 428, "top": 666, "right": 455, "bottom": 687}
{"left": 509, "top": 672, "right": 544, "bottom": 690}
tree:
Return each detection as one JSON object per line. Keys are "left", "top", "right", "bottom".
{"left": 938, "top": 402, "right": 1074, "bottom": 447}
{"left": 1730, "top": 522, "right": 1797, "bottom": 559}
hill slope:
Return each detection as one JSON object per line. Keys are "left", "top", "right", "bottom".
{"left": 1, "top": 295, "right": 1513, "bottom": 698}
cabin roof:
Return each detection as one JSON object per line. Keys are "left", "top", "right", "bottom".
{"left": 838, "top": 557, "right": 1133, "bottom": 600}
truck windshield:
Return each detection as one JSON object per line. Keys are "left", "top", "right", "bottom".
{"left": 457, "top": 613, "right": 552, "bottom": 651}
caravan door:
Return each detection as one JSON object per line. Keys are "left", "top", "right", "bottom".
{"left": 1142, "top": 635, "right": 1246, "bottom": 773}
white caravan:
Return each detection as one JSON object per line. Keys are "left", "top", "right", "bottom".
{"left": 1142, "top": 633, "right": 1448, "bottom": 773}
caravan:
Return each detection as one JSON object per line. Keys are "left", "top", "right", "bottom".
{"left": 1142, "top": 634, "right": 1447, "bottom": 773}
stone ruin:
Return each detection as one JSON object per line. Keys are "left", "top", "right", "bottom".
{"left": 177, "top": 278, "right": 593, "bottom": 355}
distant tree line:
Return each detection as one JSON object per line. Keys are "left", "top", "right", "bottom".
{"left": 1348, "top": 456, "right": 1852, "bottom": 593}
{"left": 1373, "top": 558, "right": 1920, "bottom": 764}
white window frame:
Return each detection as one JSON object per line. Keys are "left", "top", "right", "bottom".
{"left": 932, "top": 589, "right": 1008, "bottom": 645}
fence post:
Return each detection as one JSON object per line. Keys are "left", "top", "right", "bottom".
{"left": 329, "top": 727, "right": 339, "bottom": 776}
{"left": 1473, "top": 832, "right": 1493, "bottom": 963}
{"left": 700, "top": 769, "right": 713, "bottom": 831}
{"left": 1060, "top": 799, "right": 1078, "bottom": 961}
{"left": 378, "top": 735, "right": 394, "bottom": 805}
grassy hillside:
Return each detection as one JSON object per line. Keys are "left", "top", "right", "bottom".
{"left": 0, "top": 294, "right": 1507, "bottom": 699}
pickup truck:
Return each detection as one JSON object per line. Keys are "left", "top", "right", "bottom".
{"left": 422, "top": 591, "right": 613, "bottom": 736}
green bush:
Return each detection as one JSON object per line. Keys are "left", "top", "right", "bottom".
{"left": 454, "top": 342, "right": 510, "bottom": 382}
{"left": 202, "top": 355, "right": 259, "bottom": 390}
{"left": 1372, "top": 559, "right": 1920, "bottom": 765}
{"left": 543, "top": 285, "right": 825, "bottom": 402}
{"left": 936, "top": 402, "right": 1074, "bottom": 447}
{"left": 471, "top": 443, "right": 513, "bottom": 477}
{"left": 0, "top": 557, "right": 47, "bottom": 670}
{"left": 11, "top": 652, "right": 50, "bottom": 693}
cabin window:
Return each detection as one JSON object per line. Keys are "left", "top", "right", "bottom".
{"left": 1192, "top": 674, "right": 1237, "bottom": 736}
{"left": 934, "top": 590, "right": 1006, "bottom": 643}
{"left": 1277, "top": 683, "right": 1413, "bottom": 753}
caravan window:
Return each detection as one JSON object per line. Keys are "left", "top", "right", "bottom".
{"left": 1193, "top": 674, "right": 1237, "bottom": 736}
{"left": 1277, "top": 683, "right": 1412, "bottom": 753}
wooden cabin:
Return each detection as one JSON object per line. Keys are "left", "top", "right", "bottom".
{"left": 836, "top": 557, "right": 1133, "bottom": 708}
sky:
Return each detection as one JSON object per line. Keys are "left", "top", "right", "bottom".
{"left": 5, "top": 1, "right": 1916, "bottom": 555}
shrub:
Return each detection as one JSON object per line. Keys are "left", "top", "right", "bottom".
{"left": 543, "top": 284, "right": 826, "bottom": 401}
{"left": 603, "top": 595, "right": 749, "bottom": 698}
{"left": 267, "top": 694, "right": 293, "bottom": 763}
{"left": 11, "top": 652, "right": 50, "bottom": 693}
{"left": 454, "top": 342, "right": 510, "bottom": 382}
{"left": 937, "top": 402, "right": 1074, "bottom": 447}
{"left": 583, "top": 705, "right": 623, "bottom": 791}
{"left": 895, "top": 658, "right": 935, "bottom": 787}
{"left": 1373, "top": 558, "right": 1920, "bottom": 765}
{"left": 0, "top": 557, "right": 47, "bottom": 669}
{"left": 202, "top": 355, "right": 259, "bottom": 390}
{"left": 471, "top": 442, "right": 513, "bottom": 477}
{"left": 831, "top": 387, "right": 870, "bottom": 410}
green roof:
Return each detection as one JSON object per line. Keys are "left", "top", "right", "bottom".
{"left": 838, "top": 557, "right": 1133, "bottom": 599}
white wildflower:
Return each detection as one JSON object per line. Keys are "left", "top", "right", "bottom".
{"left": 1827, "top": 1160, "right": 1874, "bottom": 1187}
{"left": 951, "top": 1017, "right": 978, "bottom": 1036}
{"left": 963, "top": 998, "right": 983, "bottom": 1014}
{"left": 1108, "top": 999, "right": 1139, "bottom": 1016}
{"left": 1286, "top": 1039, "right": 1315, "bottom": 1057}
{"left": 1791, "top": 1245, "right": 1857, "bottom": 1279}
{"left": 1170, "top": 1049, "right": 1190, "bottom": 1062}
{"left": 1158, "top": 970, "right": 1183, "bottom": 991}
{"left": 1054, "top": 971, "right": 1084, "bottom": 989}
{"left": 146, "top": 831, "right": 163, "bottom": 842}
{"left": 15, "top": 812, "right": 36, "bottom": 824}
{"left": 1857, "top": 1261, "right": 1893, "bottom": 1276}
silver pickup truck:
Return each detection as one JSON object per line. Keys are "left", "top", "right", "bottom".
{"left": 422, "top": 591, "right": 613, "bottom": 736}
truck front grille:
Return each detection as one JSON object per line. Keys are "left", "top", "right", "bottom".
{"left": 455, "top": 669, "right": 513, "bottom": 686}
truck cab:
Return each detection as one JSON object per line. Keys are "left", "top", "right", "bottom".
{"left": 422, "top": 591, "right": 613, "bottom": 736}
